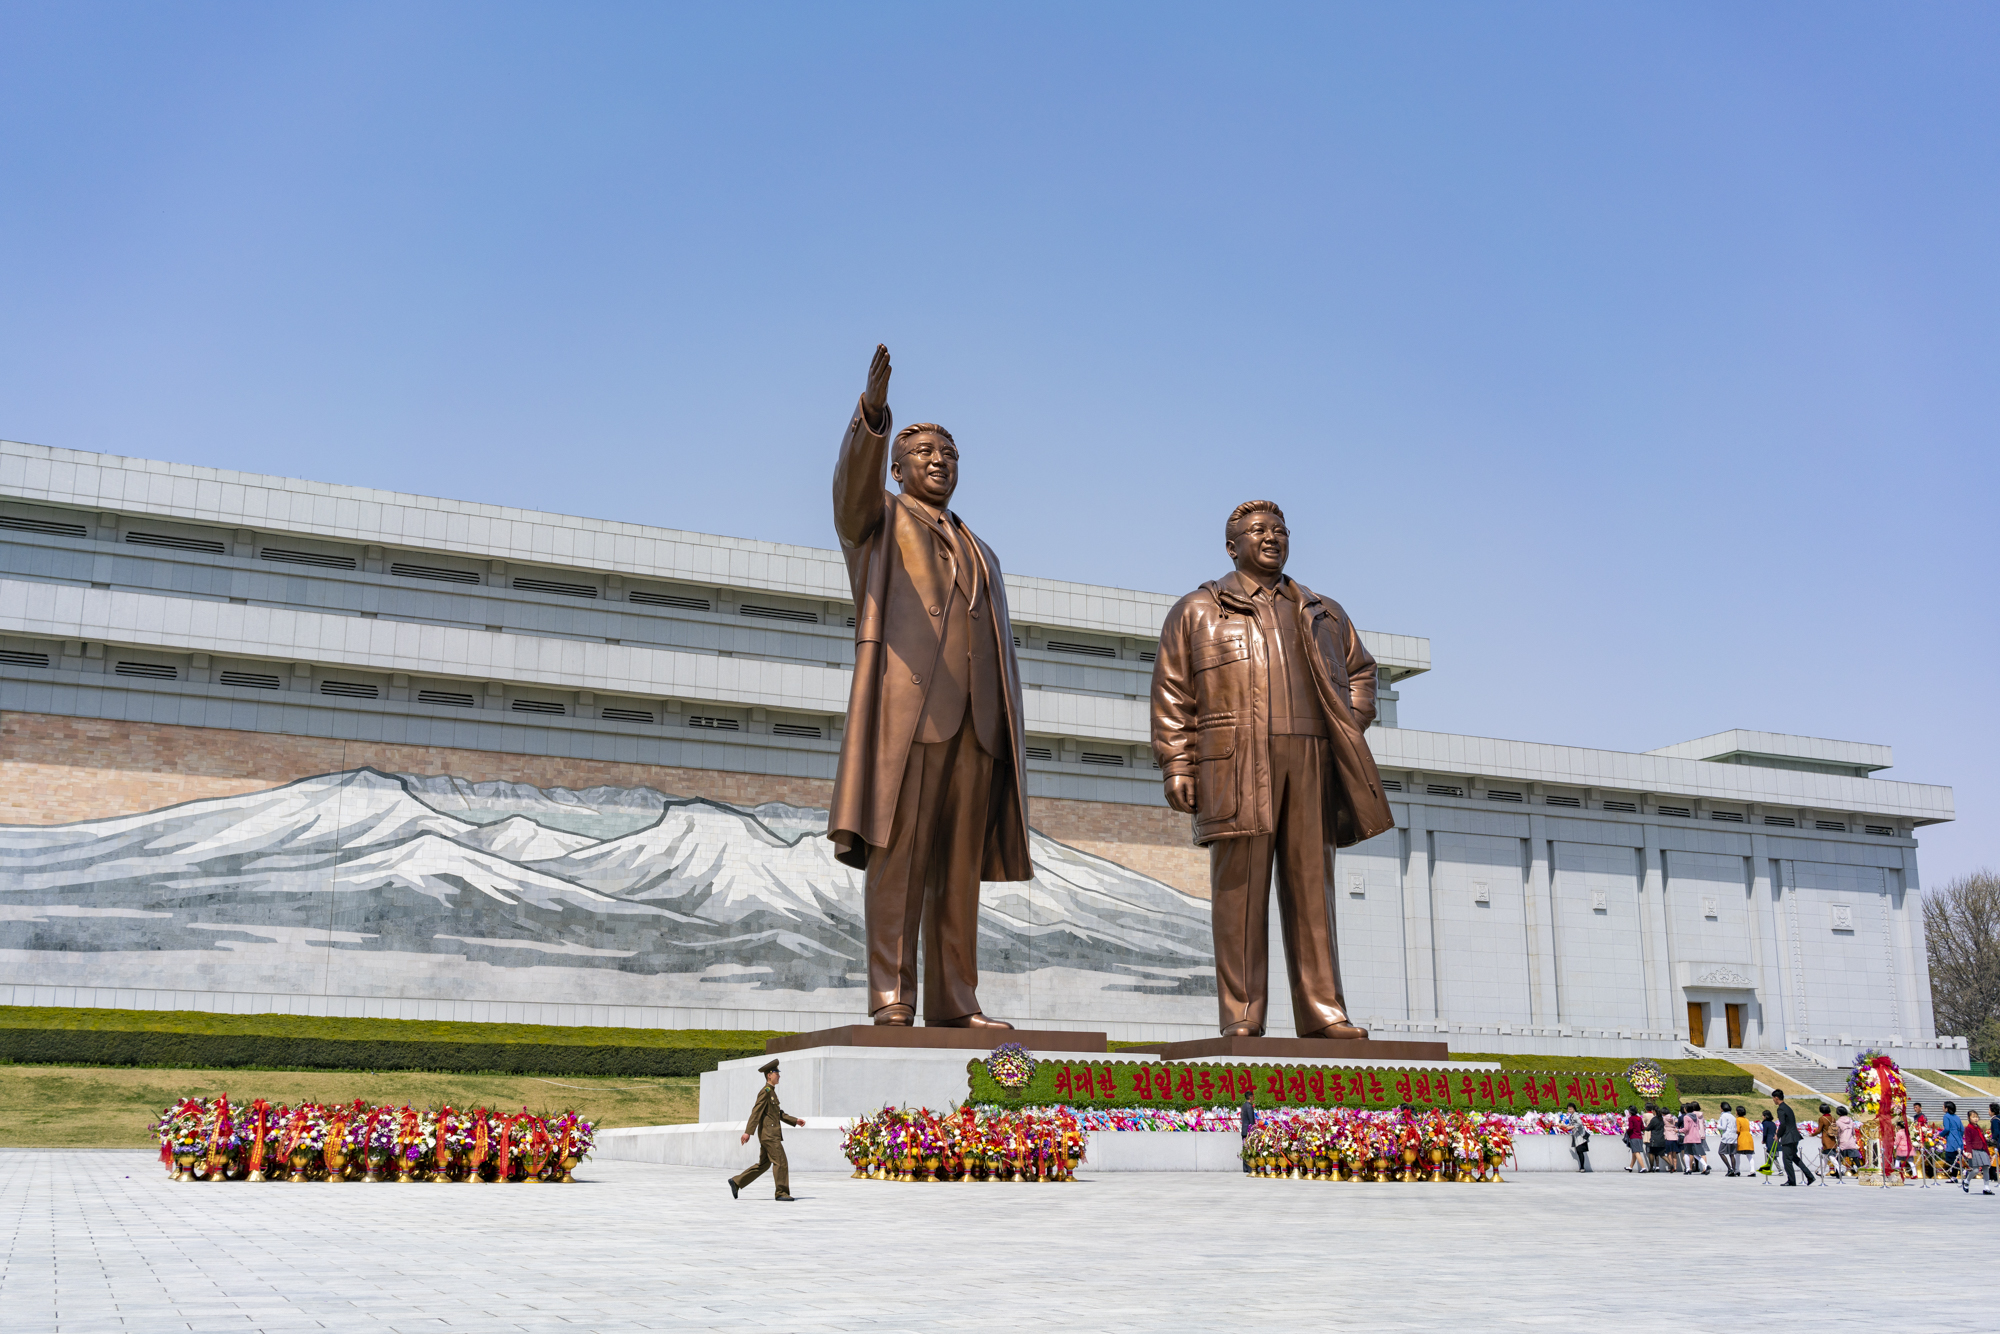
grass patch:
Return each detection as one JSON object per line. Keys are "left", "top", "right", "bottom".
{"left": 0, "top": 1064, "right": 701, "bottom": 1149}
{"left": 0, "top": 1006, "right": 787, "bottom": 1077}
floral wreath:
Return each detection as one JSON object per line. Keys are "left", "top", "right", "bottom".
{"left": 1625, "top": 1060, "right": 1666, "bottom": 1100}
{"left": 985, "top": 1043, "right": 1037, "bottom": 1091}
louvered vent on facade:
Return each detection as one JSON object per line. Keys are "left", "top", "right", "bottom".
{"left": 1486, "top": 790, "right": 1524, "bottom": 803}
{"left": 1815, "top": 820, "right": 1847, "bottom": 832}
{"left": 0, "top": 515, "right": 87, "bottom": 538}
{"left": 1601, "top": 799, "right": 1638, "bottom": 813}
{"left": 1710, "top": 810, "right": 1745, "bottom": 823}
{"left": 1657, "top": 805, "right": 1692, "bottom": 818}
{"left": 1544, "top": 794, "right": 1581, "bottom": 807}
{"left": 417, "top": 689, "right": 477, "bottom": 707}
{"left": 511, "top": 699, "right": 566, "bottom": 715}
{"left": 1380, "top": 779, "right": 1404, "bottom": 791}
{"left": 0, "top": 649, "right": 51, "bottom": 668}
{"left": 1046, "top": 640, "right": 1116, "bottom": 658}
{"left": 1138, "top": 650, "right": 1157, "bottom": 662}
{"left": 513, "top": 577, "right": 598, "bottom": 599}
{"left": 740, "top": 604, "right": 818, "bottom": 623}
{"left": 260, "top": 547, "right": 357, "bottom": 570}
{"left": 1763, "top": 815, "right": 1797, "bottom": 827}
{"left": 628, "top": 590, "right": 711, "bottom": 611}
{"left": 319, "top": 681, "right": 379, "bottom": 699}
{"left": 771, "top": 722, "right": 822, "bottom": 738}
{"left": 390, "top": 562, "right": 482, "bottom": 584}
{"left": 126, "top": 531, "right": 225, "bottom": 554}
{"left": 686, "top": 715, "right": 740, "bottom": 730}
{"left": 1025, "top": 746, "right": 1054, "bottom": 761}
{"left": 1080, "top": 751, "right": 1127, "bottom": 767}
{"left": 1426, "top": 784, "right": 1463, "bottom": 798}
{"left": 114, "top": 661, "right": 177, "bottom": 679}
{"left": 601, "top": 707, "right": 655, "bottom": 723}
{"left": 1865, "top": 825, "right": 1894, "bottom": 837}
{"left": 218, "top": 670, "right": 281, "bottom": 689}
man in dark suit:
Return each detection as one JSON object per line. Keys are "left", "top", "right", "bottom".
{"left": 1772, "top": 1088, "right": 1816, "bottom": 1186}
{"left": 828, "top": 345, "right": 1032, "bottom": 1028}
{"left": 729, "top": 1059, "right": 802, "bottom": 1201}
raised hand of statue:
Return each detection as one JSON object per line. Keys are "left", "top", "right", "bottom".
{"left": 861, "top": 343, "right": 892, "bottom": 432}
{"left": 1165, "top": 774, "right": 1197, "bottom": 815}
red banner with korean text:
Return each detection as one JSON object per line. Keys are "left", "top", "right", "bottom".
{"left": 971, "top": 1059, "right": 1665, "bottom": 1113}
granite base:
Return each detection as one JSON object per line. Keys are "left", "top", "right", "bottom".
{"left": 1131, "top": 1034, "right": 1456, "bottom": 1064}
{"left": 765, "top": 1025, "right": 1107, "bottom": 1055}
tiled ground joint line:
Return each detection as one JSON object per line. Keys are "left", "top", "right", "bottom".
{"left": 1, "top": 1151, "right": 1995, "bottom": 1331}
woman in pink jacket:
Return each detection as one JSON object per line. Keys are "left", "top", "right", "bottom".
{"left": 1682, "top": 1104, "right": 1709, "bottom": 1175}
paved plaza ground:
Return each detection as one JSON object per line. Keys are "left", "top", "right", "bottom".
{"left": 2, "top": 1149, "right": 1993, "bottom": 1333}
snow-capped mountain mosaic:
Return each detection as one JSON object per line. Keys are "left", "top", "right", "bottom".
{"left": 0, "top": 769, "right": 1217, "bottom": 1026}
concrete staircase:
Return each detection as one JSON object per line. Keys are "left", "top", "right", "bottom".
{"left": 1750, "top": 1049, "right": 1961, "bottom": 1107}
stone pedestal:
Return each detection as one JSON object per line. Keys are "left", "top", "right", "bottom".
{"left": 765, "top": 1025, "right": 1107, "bottom": 1055}
{"left": 699, "top": 1038, "right": 1105, "bottom": 1126}
{"left": 1126, "top": 1034, "right": 1458, "bottom": 1066}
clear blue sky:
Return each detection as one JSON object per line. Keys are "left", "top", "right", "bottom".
{"left": 2, "top": 3, "right": 1993, "bottom": 882}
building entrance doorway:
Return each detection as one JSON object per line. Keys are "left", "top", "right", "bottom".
{"left": 1724, "top": 1002, "right": 1744, "bottom": 1048}
{"left": 1687, "top": 1001, "right": 1706, "bottom": 1047}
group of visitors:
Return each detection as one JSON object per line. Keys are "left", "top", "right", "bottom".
{"left": 1606, "top": 1100, "right": 1722, "bottom": 1175}
{"left": 1566, "top": 1092, "right": 2000, "bottom": 1192}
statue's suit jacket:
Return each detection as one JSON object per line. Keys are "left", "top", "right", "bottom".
{"left": 827, "top": 398, "right": 1032, "bottom": 879}
{"left": 1151, "top": 574, "right": 1394, "bottom": 849}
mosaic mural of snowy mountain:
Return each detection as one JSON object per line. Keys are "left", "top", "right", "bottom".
{"left": 0, "top": 769, "right": 1216, "bottom": 1023}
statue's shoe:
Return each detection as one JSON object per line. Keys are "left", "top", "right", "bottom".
{"left": 872, "top": 1004, "right": 915, "bottom": 1027}
{"left": 1300, "top": 1021, "right": 1370, "bottom": 1040}
{"left": 929, "top": 1012, "right": 1014, "bottom": 1029}
{"left": 1221, "top": 1022, "right": 1266, "bottom": 1038}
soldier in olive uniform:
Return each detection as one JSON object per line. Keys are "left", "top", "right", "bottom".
{"left": 729, "top": 1059, "right": 802, "bottom": 1201}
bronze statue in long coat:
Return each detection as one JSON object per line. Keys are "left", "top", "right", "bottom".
{"left": 828, "top": 345, "right": 1031, "bottom": 1027}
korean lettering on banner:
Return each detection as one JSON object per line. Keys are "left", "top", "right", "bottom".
{"left": 1564, "top": 1076, "right": 1584, "bottom": 1106}
{"left": 1074, "top": 1064, "right": 1099, "bottom": 1100}
{"left": 1154, "top": 1067, "right": 1176, "bottom": 1101}
{"left": 1414, "top": 1073, "right": 1432, "bottom": 1104}
{"left": 1367, "top": 1072, "right": 1386, "bottom": 1105}
{"left": 1582, "top": 1077, "right": 1601, "bottom": 1108}
{"left": 1495, "top": 1073, "right": 1514, "bottom": 1106}
{"left": 1177, "top": 1068, "right": 1197, "bottom": 1103}
{"left": 1287, "top": 1069, "right": 1309, "bottom": 1104}
{"left": 1053, "top": 1068, "right": 1072, "bottom": 1099}
{"left": 1131, "top": 1066, "right": 1154, "bottom": 1100}
{"left": 1267, "top": 1070, "right": 1288, "bottom": 1103}
{"left": 1196, "top": 1070, "right": 1215, "bottom": 1102}
{"left": 1395, "top": 1072, "right": 1413, "bottom": 1104}
{"left": 1598, "top": 1076, "right": 1618, "bottom": 1105}
{"left": 1307, "top": 1070, "right": 1326, "bottom": 1104}
{"left": 1346, "top": 1071, "right": 1367, "bottom": 1105}
{"left": 1479, "top": 1074, "right": 1495, "bottom": 1106}
{"left": 1097, "top": 1066, "right": 1118, "bottom": 1099}
{"left": 1539, "top": 1077, "right": 1559, "bottom": 1105}
{"left": 1523, "top": 1076, "right": 1541, "bottom": 1108}
{"left": 1455, "top": 1074, "right": 1473, "bottom": 1107}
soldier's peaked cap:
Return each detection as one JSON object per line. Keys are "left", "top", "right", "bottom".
{"left": 759, "top": 1059, "right": 781, "bottom": 1074}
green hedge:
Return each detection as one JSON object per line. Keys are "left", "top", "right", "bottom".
{"left": 1453, "top": 1052, "right": 1753, "bottom": 1097}
{"left": 0, "top": 1006, "right": 779, "bottom": 1076}
{"left": 970, "top": 1057, "right": 1679, "bottom": 1113}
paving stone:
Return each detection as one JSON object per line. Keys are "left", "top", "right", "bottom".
{"left": 2, "top": 1150, "right": 1992, "bottom": 1331}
